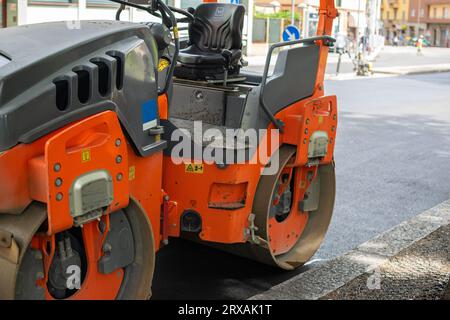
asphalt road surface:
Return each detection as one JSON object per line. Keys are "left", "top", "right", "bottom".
{"left": 152, "top": 72, "right": 450, "bottom": 300}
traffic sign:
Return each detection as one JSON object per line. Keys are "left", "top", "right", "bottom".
{"left": 282, "top": 25, "right": 301, "bottom": 42}
{"left": 230, "top": 0, "right": 240, "bottom": 4}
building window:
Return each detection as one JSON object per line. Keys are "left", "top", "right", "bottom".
{"left": 402, "top": 11, "right": 405, "bottom": 20}
{"left": 420, "top": 8, "right": 424, "bottom": 17}
{"left": 411, "top": 9, "right": 415, "bottom": 17}
{"left": 444, "top": 7, "right": 449, "bottom": 19}
{"left": 433, "top": 7, "right": 437, "bottom": 18}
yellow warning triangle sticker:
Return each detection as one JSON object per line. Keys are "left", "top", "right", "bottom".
{"left": 185, "top": 163, "right": 204, "bottom": 174}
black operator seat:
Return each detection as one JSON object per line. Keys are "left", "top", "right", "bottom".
{"left": 174, "top": 3, "right": 245, "bottom": 81}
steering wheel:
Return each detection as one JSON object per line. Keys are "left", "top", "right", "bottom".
{"left": 167, "top": 5, "right": 194, "bottom": 23}
{"left": 110, "top": 0, "right": 180, "bottom": 95}
{"left": 114, "top": 1, "right": 193, "bottom": 25}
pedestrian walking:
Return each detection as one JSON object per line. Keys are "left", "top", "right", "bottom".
{"left": 417, "top": 35, "right": 424, "bottom": 55}
{"left": 393, "top": 35, "right": 399, "bottom": 46}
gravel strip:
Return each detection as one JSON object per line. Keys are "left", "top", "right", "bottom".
{"left": 323, "top": 224, "right": 450, "bottom": 300}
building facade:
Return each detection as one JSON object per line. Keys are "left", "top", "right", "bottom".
{"left": 0, "top": 0, "right": 256, "bottom": 53}
{"left": 381, "top": 0, "right": 410, "bottom": 43}
{"left": 423, "top": 0, "right": 450, "bottom": 46}
{"left": 381, "top": 0, "right": 450, "bottom": 47}
{"left": 408, "top": 0, "right": 450, "bottom": 47}
{"left": 0, "top": 0, "right": 158, "bottom": 28}
{"left": 408, "top": 0, "right": 427, "bottom": 38}
{"left": 253, "top": 0, "right": 368, "bottom": 39}
{"left": 0, "top": 0, "right": 249, "bottom": 27}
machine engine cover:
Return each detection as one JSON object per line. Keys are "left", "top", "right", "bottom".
{"left": 0, "top": 21, "right": 164, "bottom": 156}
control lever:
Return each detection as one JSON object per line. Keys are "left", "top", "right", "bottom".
{"left": 221, "top": 49, "right": 233, "bottom": 86}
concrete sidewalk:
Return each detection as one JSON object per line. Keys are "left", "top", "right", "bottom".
{"left": 246, "top": 44, "right": 450, "bottom": 79}
{"left": 325, "top": 63, "right": 450, "bottom": 81}
{"left": 373, "top": 63, "right": 450, "bottom": 75}
{"left": 250, "top": 199, "right": 450, "bottom": 300}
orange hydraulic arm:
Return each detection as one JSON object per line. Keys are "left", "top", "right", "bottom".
{"left": 318, "top": 0, "right": 339, "bottom": 36}
{"left": 315, "top": 0, "right": 339, "bottom": 85}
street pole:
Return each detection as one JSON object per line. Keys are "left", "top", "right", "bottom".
{"left": 299, "top": 2, "right": 306, "bottom": 38}
{"left": 364, "top": 0, "right": 371, "bottom": 54}
{"left": 291, "top": 0, "right": 295, "bottom": 26}
{"left": 16, "top": 0, "right": 28, "bottom": 26}
{"left": 246, "top": 0, "right": 254, "bottom": 55}
{"left": 78, "top": 0, "right": 86, "bottom": 22}
{"left": 417, "top": 0, "right": 421, "bottom": 37}
{"left": 356, "top": 0, "right": 361, "bottom": 52}
{"left": 304, "top": 1, "right": 309, "bottom": 38}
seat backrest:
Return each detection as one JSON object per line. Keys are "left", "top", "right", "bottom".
{"left": 189, "top": 3, "right": 245, "bottom": 53}
{"left": 264, "top": 44, "right": 320, "bottom": 114}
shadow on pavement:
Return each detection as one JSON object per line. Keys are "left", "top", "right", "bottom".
{"left": 152, "top": 238, "right": 315, "bottom": 300}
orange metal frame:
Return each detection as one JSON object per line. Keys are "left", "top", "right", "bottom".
{"left": 0, "top": 110, "right": 164, "bottom": 239}
{"left": 28, "top": 111, "right": 130, "bottom": 234}
{"left": 162, "top": 0, "right": 338, "bottom": 245}
{"left": 0, "top": 110, "right": 164, "bottom": 298}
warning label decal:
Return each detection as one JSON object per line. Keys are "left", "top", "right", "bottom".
{"left": 185, "top": 163, "right": 204, "bottom": 174}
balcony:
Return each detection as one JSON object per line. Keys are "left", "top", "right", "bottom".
{"left": 389, "top": 0, "right": 399, "bottom": 8}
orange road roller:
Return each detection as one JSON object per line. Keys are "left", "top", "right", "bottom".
{"left": 0, "top": 0, "right": 338, "bottom": 299}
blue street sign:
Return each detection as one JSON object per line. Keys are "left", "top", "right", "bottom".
{"left": 230, "top": 0, "right": 240, "bottom": 4}
{"left": 282, "top": 25, "right": 301, "bottom": 42}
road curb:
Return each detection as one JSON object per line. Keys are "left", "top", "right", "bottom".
{"left": 249, "top": 199, "right": 450, "bottom": 300}
{"left": 373, "top": 63, "right": 450, "bottom": 76}
{"left": 326, "top": 65, "right": 450, "bottom": 81}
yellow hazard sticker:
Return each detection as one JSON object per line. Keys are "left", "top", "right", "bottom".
{"left": 185, "top": 163, "right": 204, "bottom": 174}
{"left": 173, "top": 26, "right": 179, "bottom": 39}
{"left": 158, "top": 58, "right": 170, "bottom": 72}
{"left": 81, "top": 149, "right": 91, "bottom": 163}
{"left": 129, "top": 166, "right": 136, "bottom": 181}
{"left": 318, "top": 116, "right": 324, "bottom": 124}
